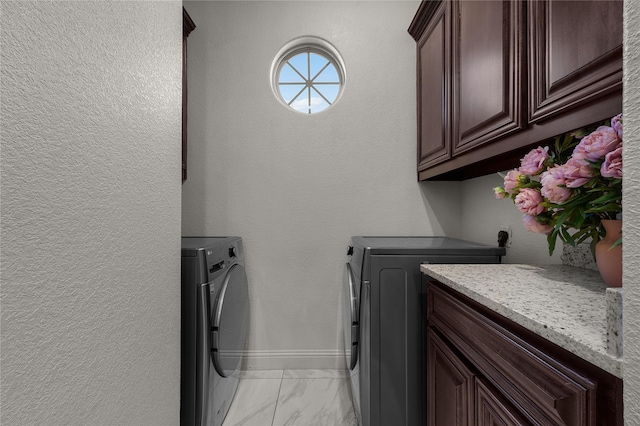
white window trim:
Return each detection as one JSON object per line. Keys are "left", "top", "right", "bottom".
{"left": 270, "top": 36, "right": 346, "bottom": 114}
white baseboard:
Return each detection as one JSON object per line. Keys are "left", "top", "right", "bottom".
{"left": 240, "top": 349, "right": 346, "bottom": 370}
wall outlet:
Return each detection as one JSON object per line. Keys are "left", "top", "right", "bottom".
{"left": 499, "top": 225, "right": 513, "bottom": 248}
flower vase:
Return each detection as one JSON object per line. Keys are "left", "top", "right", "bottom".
{"left": 595, "top": 219, "right": 622, "bottom": 287}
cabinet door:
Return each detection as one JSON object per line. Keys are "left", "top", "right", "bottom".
{"left": 529, "top": 0, "right": 622, "bottom": 122}
{"left": 475, "top": 378, "right": 531, "bottom": 426}
{"left": 452, "top": 0, "right": 525, "bottom": 155}
{"left": 416, "top": 1, "right": 451, "bottom": 172}
{"left": 429, "top": 283, "right": 598, "bottom": 425}
{"left": 427, "top": 328, "right": 474, "bottom": 426}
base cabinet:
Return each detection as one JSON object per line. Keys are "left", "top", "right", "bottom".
{"left": 427, "top": 329, "right": 474, "bottom": 426}
{"left": 475, "top": 378, "right": 529, "bottom": 426}
{"left": 426, "top": 280, "right": 623, "bottom": 426}
{"left": 428, "top": 329, "right": 529, "bottom": 426}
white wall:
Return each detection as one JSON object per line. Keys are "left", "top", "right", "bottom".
{"left": 0, "top": 2, "right": 182, "bottom": 425}
{"left": 458, "top": 173, "right": 563, "bottom": 264}
{"left": 0, "top": 0, "right": 638, "bottom": 424}
{"left": 181, "top": 0, "right": 563, "bottom": 369}
{"left": 182, "top": 0, "right": 455, "bottom": 367}
{"left": 623, "top": 0, "right": 640, "bottom": 423}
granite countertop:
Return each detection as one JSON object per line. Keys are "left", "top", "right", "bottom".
{"left": 420, "top": 264, "right": 623, "bottom": 378}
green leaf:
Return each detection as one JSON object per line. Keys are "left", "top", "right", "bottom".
{"left": 519, "top": 182, "right": 543, "bottom": 190}
{"left": 556, "top": 194, "right": 591, "bottom": 210}
{"left": 554, "top": 209, "right": 573, "bottom": 230}
{"left": 554, "top": 135, "right": 563, "bottom": 154}
{"left": 589, "top": 192, "right": 622, "bottom": 204}
{"left": 571, "top": 226, "right": 592, "bottom": 241}
{"left": 547, "top": 230, "right": 558, "bottom": 256}
{"left": 586, "top": 203, "right": 622, "bottom": 213}
{"left": 560, "top": 226, "right": 575, "bottom": 246}
{"left": 572, "top": 208, "right": 586, "bottom": 229}
{"left": 575, "top": 233, "right": 592, "bottom": 245}
{"left": 611, "top": 237, "right": 622, "bottom": 248}
{"left": 562, "top": 132, "right": 574, "bottom": 150}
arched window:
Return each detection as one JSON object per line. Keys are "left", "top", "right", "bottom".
{"left": 272, "top": 38, "right": 345, "bottom": 114}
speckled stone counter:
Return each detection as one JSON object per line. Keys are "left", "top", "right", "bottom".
{"left": 420, "top": 264, "right": 623, "bottom": 378}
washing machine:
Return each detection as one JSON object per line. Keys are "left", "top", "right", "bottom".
{"left": 343, "top": 236, "right": 505, "bottom": 426}
{"left": 181, "top": 237, "right": 249, "bottom": 426}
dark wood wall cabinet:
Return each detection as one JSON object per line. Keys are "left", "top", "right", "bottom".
{"left": 425, "top": 279, "right": 623, "bottom": 425}
{"left": 183, "top": 8, "right": 196, "bottom": 183}
{"left": 408, "top": 0, "right": 622, "bottom": 181}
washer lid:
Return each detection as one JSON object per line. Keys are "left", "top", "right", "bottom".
{"left": 211, "top": 263, "right": 249, "bottom": 377}
{"left": 350, "top": 236, "right": 506, "bottom": 256}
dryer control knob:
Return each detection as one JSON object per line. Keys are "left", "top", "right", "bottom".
{"left": 228, "top": 246, "right": 237, "bottom": 258}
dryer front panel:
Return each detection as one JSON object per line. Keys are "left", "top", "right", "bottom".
{"left": 343, "top": 263, "right": 360, "bottom": 370}
{"left": 211, "top": 263, "right": 249, "bottom": 377}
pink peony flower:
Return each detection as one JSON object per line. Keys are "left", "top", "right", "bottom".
{"left": 572, "top": 126, "right": 620, "bottom": 164}
{"left": 520, "top": 146, "right": 549, "bottom": 175}
{"left": 540, "top": 166, "right": 572, "bottom": 204}
{"left": 503, "top": 169, "right": 523, "bottom": 195}
{"left": 522, "top": 214, "right": 553, "bottom": 234}
{"left": 494, "top": 115, "right": 622, "bottom": 256}
{"left": 562, "top": 158, "right": 595, "bottom": 188}
{"left": 515, "top": 188, "right": 546, "bottom": 216}
{"left": 611, "top": 114, "right": 622, "bottom": 140}
{"left": 601, "top": 145, "right": 622, "bottom": 179}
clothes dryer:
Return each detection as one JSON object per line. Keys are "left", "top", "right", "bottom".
{"left": 343, "top": 236, "right": 505, "bottom": 426}
{"left": 181, "top": 237, "right": 249, "bottom": 426}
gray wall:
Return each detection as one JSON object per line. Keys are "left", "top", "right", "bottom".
{"left": 181, "top": 0, "right": 559, "bottom": 369}
{"left": 1, "top": 1, "right": 639, "bottom": 425}
{"left": 622, "top": 0, "right": 640, "bottom": 422}
{"left": 1, "top": 2, "right": 182, "bottom": 424}
{"left": 182, "top": 0, "right": 444, "bottom": 368}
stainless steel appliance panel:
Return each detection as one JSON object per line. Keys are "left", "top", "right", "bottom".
{"left": 344, "top": 236, "right": 505, "bottom": 426}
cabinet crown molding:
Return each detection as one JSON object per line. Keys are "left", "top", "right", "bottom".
{"left": 408, "top": 0, "right": 442, "bottom": 40}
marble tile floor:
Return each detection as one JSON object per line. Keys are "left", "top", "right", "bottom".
{"left": 222, "top": 369, "right": 357, "bottom": 426}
